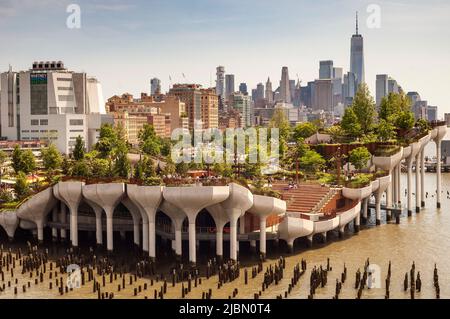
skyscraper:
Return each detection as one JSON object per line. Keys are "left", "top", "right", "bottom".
{"left": 239, "top": 83, "right": 248, "bottom": 95}
{"left": 225, "top": 74, "right": 235, "bottom": 101}
{"left": 376, "top": 74, "right": 389, "bottom": 107}
{"left": 215, "top": 66, "right": 225, "bottom": 97}
{"left": 265, "top": 77, "right": 273, "bottom": 104}
{"left": 150, "top": 78, "right": 161, "bottom": 95}
{"left": 319, "top": 60, "right": 334, "bottom": 79}
{"left": 350, "top": 12, "right": 365, "bottom": 88}
{"left": 280, "top": 66, "right": 291, "bottom": 103}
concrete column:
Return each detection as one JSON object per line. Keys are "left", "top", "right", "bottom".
{"left": 36, "top": 219, "right": 44, "bottom": 243}
{"left": 70, "top": 208, "right": 78, "bottom": 247}
{"left": 436, "top": 141, "right": 442, "bottom": 208}
{"left": 250, "top": 240, "right": 256, "bottom": 252}
{"left": 216, "top": 224, "right": 224, "bottom": 258}
{"left": 174, "top": 225, "right": 182, "bottom": 257}
{"left": 392, "top": 166, "right": 398, "bottom": 204}
{"left": 421, "top": 150, "right": 425, "bottom": 207}
{"left": 106, "top": 212, "right": 113, "bottom": 252}
{"left": 354, "top": 211, "right": 360, "bottom": 233}
{"left": 95, "top": 214, "right": 103, "bottom": 245}
{"left": 396, "top": 165, "right": 401, "bottom": 204}
{"left": 375, "top": 194, "right": 381, "bottom": 225}
{"left": 60, "top": 203, "right": 67, "bottom": 240}
{"left": 188, "top": 220, "right": 196, "bottom": 264}
{"left": 133, "top": 223, "right": 140, "bottom": 246}
{"left": 415, "top": 153, "right": 421, "bottom": 212}
{"left": 259, "top": 216, "right": 267, "bottom": 258}
{"left": 142, "top": 223, "right": 149, "bottom": 252}
{"left": 52, "top": 206, "right": 58, "bottom": 240}
{"left": 407, "top": 159, "right": 413, "bottom": 216}
{"left": 229, "top": 216, "right": 238, "bottom": 261}
{"left": 386, "top": 170, "right": 393, "bottom": 208}
{"left": 287, "top": 239, "right": 295, "bottom": 254}
{"left": 149, "top": 221, "right": 156, "bottom": 259}
{"left": 362, "top": 198, "right": 368, "bottom": 220}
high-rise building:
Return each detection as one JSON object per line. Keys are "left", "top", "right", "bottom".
{"left": 150, "top": 78, "right": 161, "bottom": 95}
{"left": 225, "top": 74, "right": 235, "bottom": 102}
{"left": 444, "top": 113, "right": 450, "bottom": 126}
{"left": 200, "top": 88, "right": 219, "bottom": 130}
{"left": 0, "top": 61, "right": 109, "bottom": 154}
{"left": 332, "top": 67, "right": 343, "bottom": 107}
{"left": 343, "top": 72, "right": 357, "bottom": 105}
{"left": 376, "top": 74, "right": 389, "bottom": 107}
{"left": 407, "top": 92, "right": 421, "bottom": 106}
{"left": 255, "top": 83, "right": 265, "bottom": 101}
{"left": 292, "top": 80, "right": 302, "bottom": 107}
{"left": 239, "top": 83, "right": 248, "bottom": 95}
{"left": 388, "top": 78, "right": 400, "bottom": 94}
{"left": 215, "top": 66, "right": 225, "bottom": 97}
{"left": 265, "top": 78, "right": 273, "bottom": 104}
{"left": 312, "top": 79, "right": 333, "bottom": 112}
{"left": 280, "top": 66, "right": 291, "bottom": 103}
{"left": 229, "top": 92, "right": 252, "bottom": 127}
{"left": 319, "top": 60, "right": 334, "bottom": 79}
{"left": 169, "top": 84, "right": 202, "bottom": 129}
{"left": 350, "top": 12, "right": 365, "bottom": 88}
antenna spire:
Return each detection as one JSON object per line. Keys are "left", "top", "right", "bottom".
{"left": 356, "top": 11, "right": 359, "bottom": 35}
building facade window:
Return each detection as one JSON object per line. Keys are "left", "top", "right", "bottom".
{"left": 31, "top": 119, "right": 39, "bottom": 126}
{"left": 69, "top": 119, "right": 84, "bottom": 126}
{"left": 40, "top": 119, "right": 48, "bottom": 125}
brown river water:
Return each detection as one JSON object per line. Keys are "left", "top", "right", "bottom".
{"left": 1, "top": 141, "right": 450, "bottom": 299}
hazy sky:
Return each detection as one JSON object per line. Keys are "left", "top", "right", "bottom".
{"left": 1, "top": 0, "right": 449, "bottom": 117}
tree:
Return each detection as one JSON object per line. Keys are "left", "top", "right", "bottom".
{"left": 71, "top": 160, "right": 90, "bottom": 177}
{"left": 416, "top": 118, "right": 431, "bottom": 133}
{"left": 73, "top": 136, "right": 85, "bottom": 161}
{"left": 11, "top": 145, "right": 23, "bottom": 174}
{"left": 341, "top": 107, "right": 362, "bottom": 138}
{"left": 300, "top": 150, "right": 325, "bottom": 173}
{"left": 22, "top": 150, "right": 36, "bottom": 174}
{"left": 351, "top": 83, "right": 377, "bottom": 135}
{"left": 41, "top": 144, "right": 63, "bottom": 172}
{"left": 175, "top": 162, "right": 189, "bottom": 176}
{"left": 377, "top": 119, "right": 396, "bottom": 141}
{"left": 11, "top": 146, "right": 36, "bottom": 175}
{"left": 138, "top": 124, "right": 161, "bottom": 156}
{"left": 348, "top": 147, "right": 371, "bottom": 171}
{"left": 396, "top": 111, "right": 415, "bottom": 131}
{"left": 61, "top": 157, "right": 72, "bottom": 175}
{"left": 113, "top": 144, "right": 131, "bottom": 178}
{"left": 0, "top": 150, "right": 7, "bottom": 181}
{"left": 95, "top": 124, "right": 118, "bottom": 159}
{"left": 293, "top": 122, "right": 317, "bottom": 140}
{"left": 89, "top": 158, "right": 111, "bottom": 178}
{"left": 14, "top": 172, "right": 30, "bottom": 199}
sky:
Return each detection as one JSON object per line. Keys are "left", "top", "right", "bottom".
{"left": 1, "top": 0, "right": 450, "bottom": 117}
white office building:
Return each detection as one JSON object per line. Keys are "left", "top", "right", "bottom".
{"left": 0, "top": 61, "right": 111, "bottom": 155}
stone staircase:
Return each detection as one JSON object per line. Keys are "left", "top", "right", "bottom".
{"left": 272, "top": 182, "right": 333, "bottom": 215}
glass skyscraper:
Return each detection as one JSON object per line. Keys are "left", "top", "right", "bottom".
{"left": 350, "top": 12, "right": 365, "bottom": 89}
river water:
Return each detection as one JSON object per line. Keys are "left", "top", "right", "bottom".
{"left": 1, "top": 143, "right": 450, "bottom": 299}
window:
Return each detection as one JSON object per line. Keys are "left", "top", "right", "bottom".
{"left": 69, "top": 119, "right": 84, "bottom": 126}
{"left": 31, "top": 119, "right": 39, "bottom": 126}
{"left": 70, "top": 129, "right": 84, "bottom": 133}
{"left": 21, "top": 130, "right": 30, "bottom": 133}
{"left": 58, "top": 87, "right": 73, "bottom": 91}
{"left": 57, "top": 78, "right": 72, "bottom": 82}
{"left": 31, "top": 130, "right": 39, "bottom": 133}
{"left": 40, "top": 119, "right": 48, "bottom": 125}
{"left": 58, "top": 95, "right": 74, "bottom": 102}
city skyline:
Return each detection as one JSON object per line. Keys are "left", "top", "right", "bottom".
{"left": 0, "top": 0, "right": 449, "bottom": 117}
